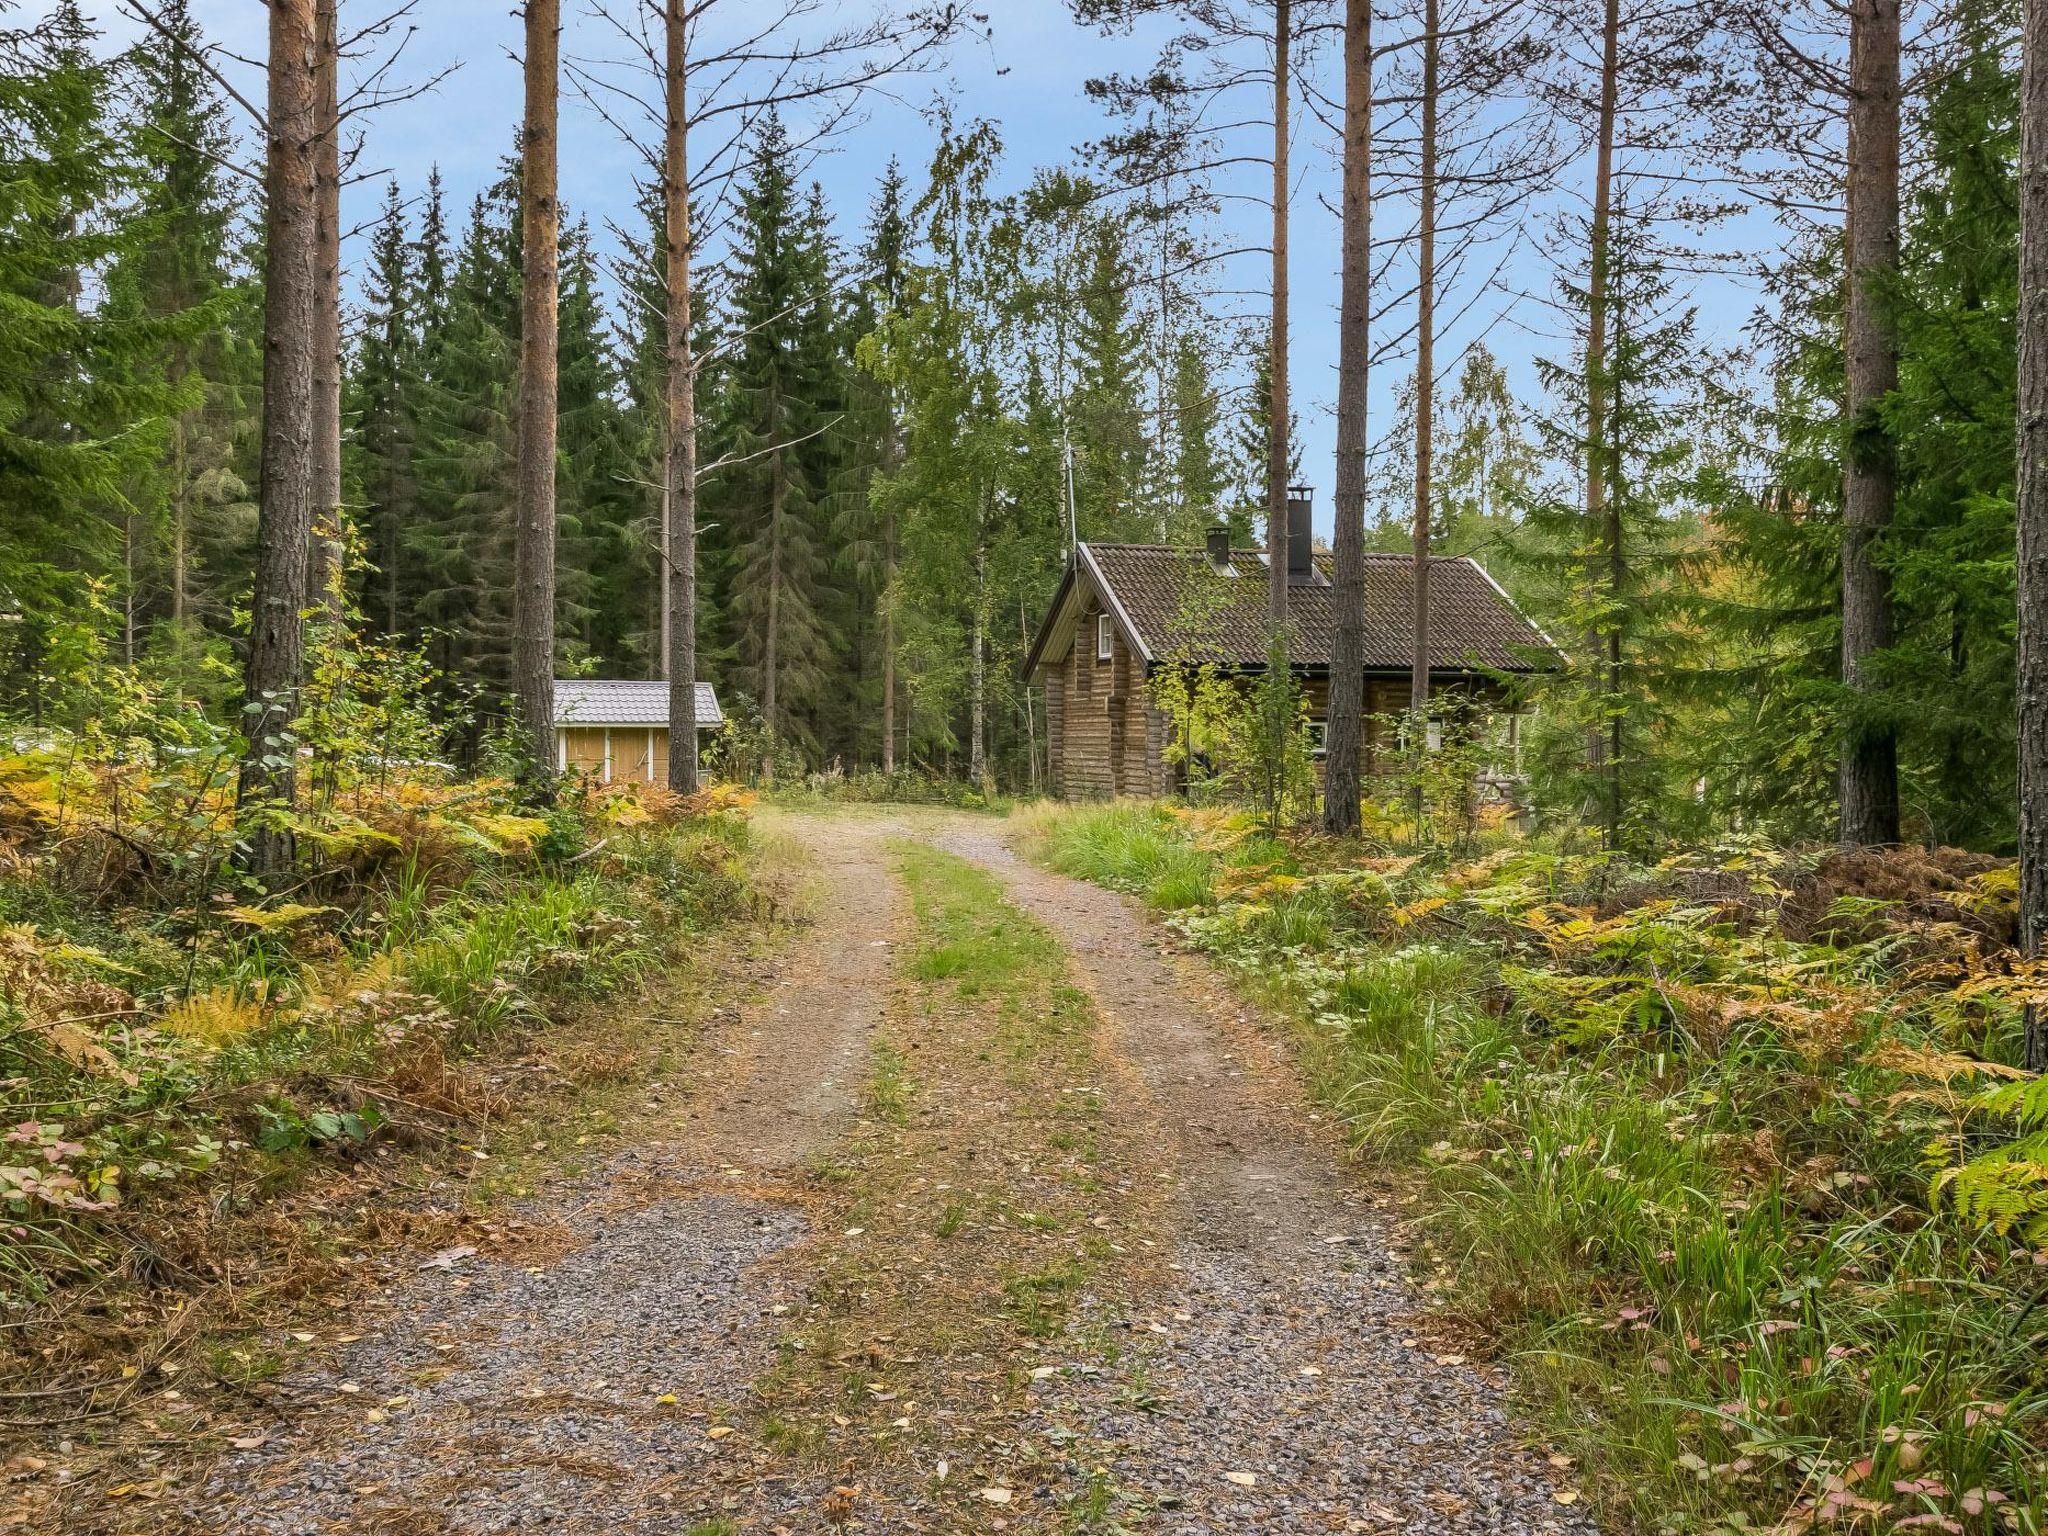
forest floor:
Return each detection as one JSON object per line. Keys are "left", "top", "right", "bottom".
{"left": 45, "top": 806, "right": 1590, "bottom": 1535}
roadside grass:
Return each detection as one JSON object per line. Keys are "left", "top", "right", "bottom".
{"left": 1, "top": 788, "right": 774, "bottom": 1434}
{"left": 738, "top": 840, "right": 1157, "bottom": 1530}
{"left": 1023, "top": 799, "right": 2048, "bottom": 1536}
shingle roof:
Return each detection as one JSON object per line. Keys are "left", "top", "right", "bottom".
{"left": 1068, "top": 544, "right": 1556, "bottom": 674}
{"left": 553, "top": 679, "right": 723, "bottom": 729}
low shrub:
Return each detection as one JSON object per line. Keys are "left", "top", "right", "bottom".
{"left": 0, "top": 755, "right": 758, "bottom": 1305}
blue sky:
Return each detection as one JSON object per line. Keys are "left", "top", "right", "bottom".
{"left": 66, "top": 0, "right": 1774, "bottom": 542}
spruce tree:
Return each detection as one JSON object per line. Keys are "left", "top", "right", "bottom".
{"left": 555, "top": 218, "right": 642, "bottom": 676}
{"left": 350, "top": 181, "right": 420, "bottom": 638}
{"left": 703, "top": 118, "right": 841, "bottom": 755}
{"left": 107, "top": 0, "right": 254, "bottom": 661}
{"left": 0, "top": 4, "right": 180, "bottom": 717}
{"left": 410, "top": 183, "right": 519, "bottom": 706}
{"left": 1071, "top": 219, "right": 1149, "bottom": 539}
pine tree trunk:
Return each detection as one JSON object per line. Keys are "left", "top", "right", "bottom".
{"left": 513, "top": 0, "right": 561, "bottom": 784}
{"left": 309, "top": 0, "right": 343, "bottom": 619}
{"left": 764, "top": 443, "right": 785, "bottom": 766}
{"left": 1267, "top": 0, "right": 1292, "bottom": 627}
{"left": 1840, "top": 0, "right": 1903, "bottom": 847}
{"left": 2018, "top": 0, "right": 2048, "bottom": 1067}
{"left": 171, "top": 412, "right": 189, "bottom": 626}
{"left": 239, "top": 0, "right": 321, "bottom": 879}
{"left": 1584, "top": 0, "right": 1620, "bottom": 843}
{"left": 656, "top": 406, "right": 671, "bottom": 676}
{"left": 970, "top": 532, "right": 988, "bottom": 789}
{"left": 1412, "top": 0, "right": 1439, "bottom": 799}
{"left": 122, "top": 512, "right": 136, "bottom": 666}
{"left": 882, "top": 489, "right": 898, "bottom": 773}
{"left": 663, "top": 0, "right": 701, "bottom": 794}
{"left": 1323, "top": 0, "right": 1371, "bottom": 837}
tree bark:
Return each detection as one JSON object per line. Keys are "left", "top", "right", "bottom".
{"left": 1839, "top": 0, "right": 1903, "bottom": 847}
{"left": 1323, "top": 0, "right": 1371, "bottom": 837}
{"left": 1584, "top": 0, "right": 1620, "bottom": 844}
{"left": 1411, "top": 0, "right": 1439, "bottom": 807}
{"left": 513, "top": 0, "right": 561, "bottom": 784}
{"left": 171, "top": 412, "right": 189, "bottom": 626}
{"left": 971, "top": 528, "right": 989, "bottom": 788}
{"left": 239, "top": 0, "right": 321, "bottom": 879}
{"left": 881, "top": 492, "right": 898, "bottom": 773}
{"left": 663, "top": 0, "right": 702, "bottom": 794}
{"left": 2019, "top": 0, "right": 2048, "bottom": 1067}
{"left": 764, "top": 442, "right": 785, "bottom": 752}
{"left": 309, "top": 0, "right": 343, "bottom": 619}
{"left": 881, "top": 402, "right": 902, "bottom": 773}
{"left": 1267, "top": 0, "right": 1292, "bottom": 627}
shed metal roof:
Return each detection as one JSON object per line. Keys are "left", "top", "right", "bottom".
{"left": 553, "top": 679, "right": 723, "bottom": 729}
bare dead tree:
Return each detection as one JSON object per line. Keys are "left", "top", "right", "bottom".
{"left": 310, "top": 0, "right": 344, "bottom": 617}
{"left": 513, "top": 0, "right": 562, "bottom": 786}
{"left": 239, "top": 0, "right": 321, "bottom": 878}
{"left": 1267, "top": 0, "right": 1295, "bottom": 625}
{"left": 572, "top": 0, "right": 972, "bottom": 792}
{"left": 1586, "top": 0, "right": 1620, "bottom": 838}
{"left": 1409, "top": 0, "right": 1440, "bottom": 730}
{"left": 662, "top": 0, "right": 701, "bottom": 794}
{"left": 1324, "top": 0, "right": 1371, "bottom": 835}
{"left": 1838, "top": 0, "right": 1903, "bottom": 847}
{"left": 2022, "top": 0, "right": 2048, "bottom": 1067}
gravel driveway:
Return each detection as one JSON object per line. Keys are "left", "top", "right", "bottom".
{"left": 153, "top": 808, "right": 1594, "bottom": 1535}
{"left": 940, "top": 824, "right": 1598, "bottom": 1535}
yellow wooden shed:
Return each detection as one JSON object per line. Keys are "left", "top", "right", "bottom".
{"left": 552, "top": 679, "right": 724, "bottom": 786}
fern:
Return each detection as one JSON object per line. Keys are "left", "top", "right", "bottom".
{"left": 1934, "top": 1130, "right": 2048, "bottom": 1242}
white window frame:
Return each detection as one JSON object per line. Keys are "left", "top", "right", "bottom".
{"left": 1306, "top": 719, "right": 1328, "bottom": 757}
{"left": 1096, "top": 613, "right": 1114, "bottom": 662}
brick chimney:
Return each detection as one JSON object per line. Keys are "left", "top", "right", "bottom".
{"left": 1205, "top": 523, "right": 1232, "bottom": 571}
{"left": 1287, "top": 487, "right": 1314, "bottom": 582}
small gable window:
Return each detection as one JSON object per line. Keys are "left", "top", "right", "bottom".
{"left": 1096, "top": 614, "right": 1113, "bottom": 662}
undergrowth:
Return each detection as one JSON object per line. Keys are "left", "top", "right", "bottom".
{"left": 0, "top": 753, "right": 759, "bottom": 1314}
{"left": 1025, "top": 799, "right": 2048, "bottom": 1536}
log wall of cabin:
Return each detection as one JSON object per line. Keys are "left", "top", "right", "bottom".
{"left": 1061, "top": 599, "right": 1117, "bottom": 797}
{"left": 1043, "top": 656, "right": 1067, "bottom": 797}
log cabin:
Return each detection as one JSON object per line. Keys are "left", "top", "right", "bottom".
{"left": 1021, "top": 514, "right": 1559, "bottom": 801}
{"left": 552, "top": 679, "right": 724, "bottom": 786}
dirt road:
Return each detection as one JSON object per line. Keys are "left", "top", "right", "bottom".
{"left": 163, "top": 807, "right": 1589, "bottom": 1535}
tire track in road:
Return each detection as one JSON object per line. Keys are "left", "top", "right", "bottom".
{"left": 939, "top": 820, "right": 1598, "bottom": 1536}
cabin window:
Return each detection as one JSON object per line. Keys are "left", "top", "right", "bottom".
{"left": 1096, "top": 614, "right": 1113, "bottom": 662}
{"left": 1306, "top": 719, "right": 1327, "bottom": 758}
